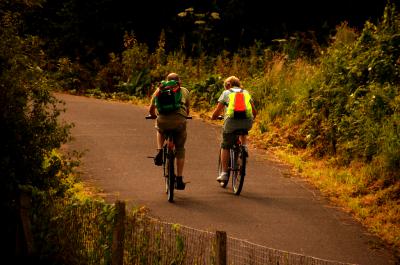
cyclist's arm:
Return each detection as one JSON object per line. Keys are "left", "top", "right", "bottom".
{"left": 149, "top": 104, "right": 157, "bottom": 117}
{"left": 211, "top": 102, "right": 225, "bottom": 120}
{"left": 186, "top": 104, "right": 190, "bottom": 116}
{"left": 148, "top": 90, "right": 157, "bottom": 117}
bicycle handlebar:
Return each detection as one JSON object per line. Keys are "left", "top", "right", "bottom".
{"left": 145, "top": 115, "right": 192, "bottom": 119}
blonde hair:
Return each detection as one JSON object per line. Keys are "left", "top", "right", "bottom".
{"left": 224, "top": 76, "right": 241, "bottom": 88}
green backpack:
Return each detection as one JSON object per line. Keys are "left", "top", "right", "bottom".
{"left": 154, "top": 80, "right": 182, "bottom": 114}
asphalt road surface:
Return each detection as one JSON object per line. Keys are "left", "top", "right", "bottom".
{"left": 58, "top": 93, "right": 397, "bottom": 265}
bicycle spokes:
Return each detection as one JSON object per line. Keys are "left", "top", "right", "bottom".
{"left": 217, "top": 144, "right": 246, "bottom": 195}
{"left": 232, "top": 147, "right": 246, "bottom": 195}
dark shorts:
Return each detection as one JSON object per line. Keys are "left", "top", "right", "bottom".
{"left": 221, "top": 130, "right": 248, "bottom": 149}
{"left": 221, "top": 118, "right": 252, "bottom": 149}
{"left": 156, "top": 113, "right": 187, "bottom": 159}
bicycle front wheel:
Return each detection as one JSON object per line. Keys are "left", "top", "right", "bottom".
{"left": 232, "top": 147, "right": 246, "bottom": 195}
{"left": 166, "top": 153, "right": 175, "bottom": 202}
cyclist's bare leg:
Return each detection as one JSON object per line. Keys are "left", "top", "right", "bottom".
{"left": 153, "top": 131, "right": 165, "bottom": 166}
{"left": 177, "top": 158, "right": 184, "bottom": 176}
{"left": 157, "top": 131, "right": 165, "bottom": 149}
{"left": 239, "top": 135, "right": 247, "bottom": 145}
{"left": 176, "top": 157, "right": 186, "bottom": 189}
{"left": 221, "top": 148, "right": 229, "bottom": 172}
{"left": 240, "top": 135, "right": 249, "bottom": 153}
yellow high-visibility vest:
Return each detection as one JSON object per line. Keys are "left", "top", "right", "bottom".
{"left": 226, "top": 88, "right": 253, "bottom": 119}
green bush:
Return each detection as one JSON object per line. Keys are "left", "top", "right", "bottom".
{"left": 300, "top": 4, "right": 400, "bottom": 180}
{"left": 190, "top": 75, "right": 224, "bottom": 110}
{"left": 120, "top": 33, "right": 152, "bottom": 96}
{"left": 0, "top": 9, "right": 74, "bottom": 259}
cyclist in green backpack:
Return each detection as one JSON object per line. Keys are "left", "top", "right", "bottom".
{"left": 211, "top": 76, "right": 257, "bottom": 183}
{"left": 148, "top": 73, "right": 190, "bottom": 189}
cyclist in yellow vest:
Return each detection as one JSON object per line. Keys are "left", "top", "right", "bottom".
{"left": 211, "top": 76, "right": 257, "bottom": 182}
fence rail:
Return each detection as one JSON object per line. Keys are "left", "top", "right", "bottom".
{"left": 24, "top": 197, "right": 356, "bottom": 265}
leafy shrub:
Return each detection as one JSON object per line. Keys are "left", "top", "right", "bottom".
{"left": 120, "top": 33, "right": 152, "bottom": 96}
{"left": 54, "top": 57, "right": 94, "bottom": 93}
{"left": 94, "top": 53, "right": 123, "bottom": 93}
{"left": 0, "top": 9, "right": 74, "bottom": 259}
{"left": 300, "top": 4, "right": 400, "bottom": 180}
{"left": 190, "top": 75, "right": 224, "bottom": 110}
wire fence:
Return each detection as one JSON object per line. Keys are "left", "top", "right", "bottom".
{"left": 27, "top": 197, "right": 356, "bottom": 265}
{"left": 124, "top": 214, "right": 216, "bottom": 265}
{"left": 227, "top": 236, "right": 352, "bottom": 265}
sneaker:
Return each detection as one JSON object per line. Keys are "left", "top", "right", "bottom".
{"left": 216, "top": 172, "right": 228, "bottom": 182}
{"left": 154, "top": 149, "right": 163, "bottom": 166}
{"left": 175, "top": 176, "right": 186, "bottom": 190}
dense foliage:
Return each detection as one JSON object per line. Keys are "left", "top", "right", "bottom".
{"left": 300, "top": 4, "right": 400, "bottom": 180}
{"left": 0, "top": 2, "right": 75, "bottom": 260}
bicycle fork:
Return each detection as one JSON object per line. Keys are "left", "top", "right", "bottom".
{"left": 229, "top": 148, "right": 238, "bottom": 171}
{"left": 166, "top": 138, "right": 176, "bottom": 178}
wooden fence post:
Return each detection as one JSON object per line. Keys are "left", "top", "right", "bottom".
{"left": 216, "top": 230, "right": 227, "bottom": 265}
{"left": 112, "top": 200, "right": 126, "bottom": 265}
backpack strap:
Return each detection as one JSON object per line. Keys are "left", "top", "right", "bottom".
{"left": 171, "top": 83, "right": 181, "bottom": 92}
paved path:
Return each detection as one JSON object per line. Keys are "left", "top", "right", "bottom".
{"left": 58, "top": 93, "right": 396, "bottom": 265}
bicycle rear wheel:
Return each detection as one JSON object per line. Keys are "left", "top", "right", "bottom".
{"left": 218, "top": 149, "right": 230, "bottom": 188}
{"left": 166, "top": 152, "right": 175, "bottom": 202}
{"left": 162, "top": 146, "right": 168, "bottom": 193}
{"left": 232, "top": 147, "right": 246, "bottom": 195}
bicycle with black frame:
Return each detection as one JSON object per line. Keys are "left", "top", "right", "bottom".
{"left": 217, "top": 116, "right": 248, "bottom": 195}
{"left": 146, "top": 115, "right": 192, "bottom": 202}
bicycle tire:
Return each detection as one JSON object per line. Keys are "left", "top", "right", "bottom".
{"left": 232, "top": 146, "right": 246, "bottom": 195}
{"left": 163, "top": 145, "right": 168, "bottom": 194}
{"left": 218, "top": 148, "right": 230, "bottom": 188}
{"left": 166, "top": 152, "right": 175, "bottom": 202}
